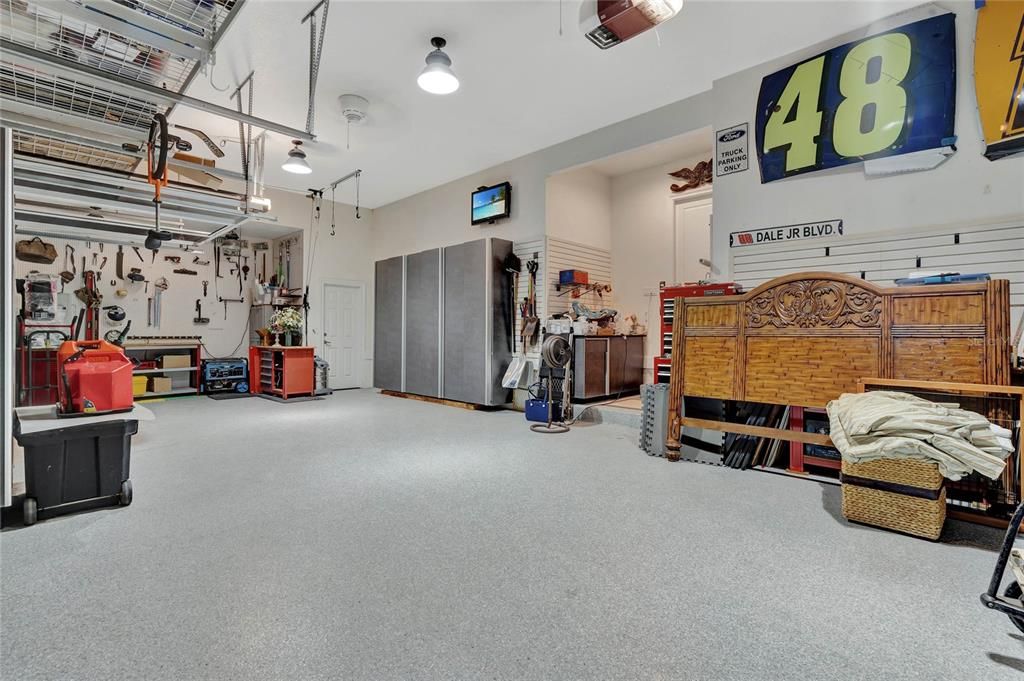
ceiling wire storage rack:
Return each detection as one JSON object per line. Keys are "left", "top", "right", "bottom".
{"left": 0, "top": 0, "right": 237, "bottom": 171}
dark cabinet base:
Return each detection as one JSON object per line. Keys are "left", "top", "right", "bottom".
{"left": 572, "top": 335, "right": 645, "bottom": 401}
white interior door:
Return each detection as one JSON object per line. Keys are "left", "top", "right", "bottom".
{"left": 322, "top": 282, "right": 364, "bottom": 389}
{"left": 674, "top": 197, "right": 713, "bottom": 283}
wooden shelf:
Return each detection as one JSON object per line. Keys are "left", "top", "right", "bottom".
{"left": 133, "top": 367, "right": 196, "bottom": 374}
{"left": 803, "top": 454, "right": 841, "bottom": 470}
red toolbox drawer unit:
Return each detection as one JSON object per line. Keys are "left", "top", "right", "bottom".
{"left": 654, "top": 282, "right": 741, "bottom": 382}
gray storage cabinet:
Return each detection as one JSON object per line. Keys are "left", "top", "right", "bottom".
{"left": 373, "top": 238, "right": 513, "bottom": 406}
{"left": 373, "top": 256, "right": 404, "bottom": 391}
{"left": 404, "top": 248, "right": 442, "bottom": 397}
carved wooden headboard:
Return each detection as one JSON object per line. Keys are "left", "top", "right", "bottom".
{"left": 666, "top": 272, "right": 1012, "bottom": 447}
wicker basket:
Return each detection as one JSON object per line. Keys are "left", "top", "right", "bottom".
{"left": 841, "top": 458, "right": 946, "bottom": 540}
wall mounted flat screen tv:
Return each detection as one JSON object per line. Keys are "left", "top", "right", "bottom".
{"left": 471, "top": 182, "right": 511, "bottom": 225}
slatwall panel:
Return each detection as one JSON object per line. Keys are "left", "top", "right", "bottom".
{"left": 545, "top": 236, "right": 615, "bottom": 319}
{"left": 731, "top": 221, "right": 1024, "bottom": 352}
{"left": 511, "top": 237, "right": 545, "bottom": 358}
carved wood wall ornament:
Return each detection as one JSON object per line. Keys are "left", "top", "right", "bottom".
{"left": 669, "top": 159, "right": 713, "bottom": 193}
{"left": 746, "top": 280, "right": 882, "bottom": 329}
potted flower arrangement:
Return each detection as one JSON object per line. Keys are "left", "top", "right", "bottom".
{"left": 270, "top": 307, "right": 303, "bottom": 346}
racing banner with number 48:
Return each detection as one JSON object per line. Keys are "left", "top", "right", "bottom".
{"left": 755, "top": 13, "right": 956, "bottom": 183}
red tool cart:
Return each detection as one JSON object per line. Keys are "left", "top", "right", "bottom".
{"left": 654, "top": 282, "right": 741, "bottom": 384}
{"left": 249, "top": 346, "right": 315, "bottom": 400}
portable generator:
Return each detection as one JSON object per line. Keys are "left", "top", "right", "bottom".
{"left": 57, "top": 340, "right": 134, "bottom": 416}
{"left": 202, "top": 358, "right": 249, "bottom": 393}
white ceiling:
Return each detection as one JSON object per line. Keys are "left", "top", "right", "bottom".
{"left": 175, "top": 0, "right": 918, "bottom": 208}
{"left": 582, "top": 126, "right": 712, "bottom": 177}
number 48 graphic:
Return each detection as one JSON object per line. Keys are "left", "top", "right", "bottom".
{"left": 763, "top": 33, "right": 913, "bottom": 172}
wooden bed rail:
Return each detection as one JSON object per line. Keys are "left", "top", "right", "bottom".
{"left": 679, "top": 416, "right": 833, "bottom": 446}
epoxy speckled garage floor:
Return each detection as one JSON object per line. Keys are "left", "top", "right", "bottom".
{"left": 2, "top": 390, "right": 1021, "bottom": 680}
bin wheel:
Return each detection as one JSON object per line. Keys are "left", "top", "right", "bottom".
{"left": 23, "top": 498, "right": 37, "bottom": 526}
{"left": 1003, "top": 582, "right": 1024, "bottom": 634}
{"left": 119, "top": 480, "right": 133, "bottom": 506}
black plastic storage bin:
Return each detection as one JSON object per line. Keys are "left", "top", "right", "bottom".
{"left": 14, "top": 419, "right": 137, "bottom": 525}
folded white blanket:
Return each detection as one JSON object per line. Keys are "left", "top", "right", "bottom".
{"left": 826, "top": 391, "right": 1012, "bottom": 481}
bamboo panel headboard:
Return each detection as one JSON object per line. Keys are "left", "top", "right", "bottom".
{"left": 666, "top": 272, "right": 1012, "bottom": 449}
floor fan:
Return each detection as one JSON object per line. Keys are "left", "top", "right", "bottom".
{"left": 531, "top": 335, "right": 572, "bottom": 434}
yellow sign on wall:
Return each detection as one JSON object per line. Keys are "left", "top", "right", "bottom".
{"left": 976, "top": 1, "right": 1024, "bottom": 159}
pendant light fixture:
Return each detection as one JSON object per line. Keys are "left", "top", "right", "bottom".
{"left": 282, "top": 139, "right": 312, "bottom": 175}
{"left": 417, "top": 36, "right": 459, "bottom": 95}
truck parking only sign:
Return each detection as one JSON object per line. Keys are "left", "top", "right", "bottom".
{"left": 730, "top": 219, "right": 843, "bottom": 247}
{"left": 716, "top": 123, "right": 749, "bottom": 176}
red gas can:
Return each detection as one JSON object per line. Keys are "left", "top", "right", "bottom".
{"left": 57, "top": 340, "right": 134, "bottom": 415}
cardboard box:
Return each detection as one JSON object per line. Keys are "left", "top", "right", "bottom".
{"left": 160, "top": 354, "right": 191, "bottom": 369}
{"left": 148, "top": 376, "right": 173, "bottom": 393}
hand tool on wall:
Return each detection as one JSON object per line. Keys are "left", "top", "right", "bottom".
{"left": 521, "top": 259, "right": 540, "bottom": 345}
{"left": 147, "top": 298, "right": 153, "bottom": 326}
{"left": 132, "top": 246, "right": 144, "bottom": 262}
{"left": 116, "top": 245, "right": 124, "bottom": 279}
{"left": 218, "top": 296, "right": 244, "bottom": 319}
{"left": 59, "top": 245, "right": 76, "bottom": 287}
{"left": 92, "top": 252, "right": 97, "bottom": 266}
{"left": 98, "top": 242, "right": 104, "bottom": 253}
{"left": 192, "top": 256, "right": 210, "bottom": 266}
{"left": 99, "top": 256, "right": 107, "bottom": 271}
{"left": 173, "top": 268, "right": 198, "bottom": 275}
{"left": 127, "top": 268, "right": 145, "bottom": 283}
{"left": 153, "top": 289, "right": 162, "bottom": 328}
{"left": 202, "top": 280, "right": 208, "bottom": 296}
{"left": 164, "top": 255, "right": 181, "bottom": 264}
{"left": 215, "top": 242, "right": 222, "bottom": 278}
{"left": 194, "top": 299, "right": 210, "bottom": 324}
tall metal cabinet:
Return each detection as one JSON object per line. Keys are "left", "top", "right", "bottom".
{"left": 373, "top": 256, "right": 404, "bottom": 391}
{"left": 405, "top": 248, "right": 442, "bottom": 397}
{"left": 373, "top": 238, "right": 513, "bottom": 406}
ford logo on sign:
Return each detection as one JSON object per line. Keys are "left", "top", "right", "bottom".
{"left": 718, "top": 129, "right": 745, "bottom": 143}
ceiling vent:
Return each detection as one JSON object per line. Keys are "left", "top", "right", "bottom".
{"left": 579, "top": 0, "right": 683, "bottom": 49}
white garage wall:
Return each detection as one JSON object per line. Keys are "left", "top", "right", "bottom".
{"left": 546, "top": 167, "right": 612, "bottom": 251}
{"left": 709, "top": 2, "right": 1024, "bottom": 279}
{"left": 609, "top": 153, "right": 713, "bottom": 377}
{"left": 264, "top": 188, "right": 375, "bottom": 388}
{"left": 14, "top": 187, "right": 376, "bottom": 386}
{"left": 372, "top": 90, "right": 714, "bottom": 262}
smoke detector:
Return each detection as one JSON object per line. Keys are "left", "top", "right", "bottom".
{"left": 338, "top": 94, "right": 369, "bottom": 149}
